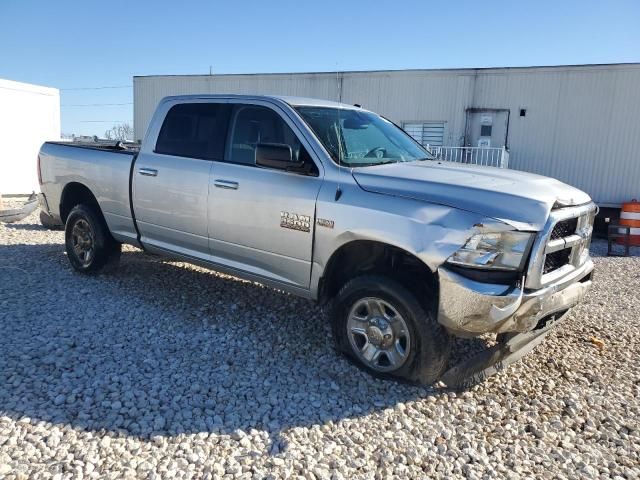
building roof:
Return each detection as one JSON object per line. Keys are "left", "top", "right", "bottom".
{"left": 160, "top": 94, "right": 359, "bottom": 110}
{"left": 0, "top": 78, "right": 59, "bottom": 96}
{"left": 134, "top": 62, "right": 640, "bottom": 79}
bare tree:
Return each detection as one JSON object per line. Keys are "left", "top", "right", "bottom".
{"left": 104, "top": 123, "right": 133, "bottom": 141}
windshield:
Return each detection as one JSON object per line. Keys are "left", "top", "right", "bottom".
{"left": 295, "top": 106, "right": 433, "bottom": 167}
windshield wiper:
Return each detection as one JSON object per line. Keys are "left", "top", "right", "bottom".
{"left": 349, "top": 160, "right": 399, "bottom": 168}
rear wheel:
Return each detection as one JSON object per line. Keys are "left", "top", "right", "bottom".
{"left": 330, "top": 275, "right": 450, "bottom": 384}
{"left": 65, "top": 204, "right": 120, "bottom": 273}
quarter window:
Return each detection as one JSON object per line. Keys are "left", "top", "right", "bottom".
{"left": 155, "top": 103, "right": 231, "bottom": 160}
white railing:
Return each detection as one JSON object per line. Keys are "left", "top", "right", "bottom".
{"left": 429, "top": 146, "right": 509, "bottom": 168}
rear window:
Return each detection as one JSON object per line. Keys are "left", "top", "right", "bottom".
{"left": 155, "top": 103, "right": 231, "bottom": 160}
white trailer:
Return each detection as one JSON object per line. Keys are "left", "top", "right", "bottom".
{"left": 0, "top": 79, "right": 60, "bottom": 195}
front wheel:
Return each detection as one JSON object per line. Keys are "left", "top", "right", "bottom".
{"left": 65, "top": 204, "right": 121, "bottom": 273}
{"left": 330, "top": 275, "right": 450, "bottom": 384}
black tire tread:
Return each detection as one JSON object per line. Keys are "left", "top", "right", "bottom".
{"left": 329, "top": 274, "right": 450, "bottom": 385}
{"left": 65, "top": 204, "right": 120, "bottom": 274}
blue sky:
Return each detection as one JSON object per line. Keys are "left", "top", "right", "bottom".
{"left": 1, "top": 0, "right": 639, "bottom": 136}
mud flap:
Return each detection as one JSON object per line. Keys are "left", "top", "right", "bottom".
{"left": 441, "top": 310, "right": 569, "bottom": 390}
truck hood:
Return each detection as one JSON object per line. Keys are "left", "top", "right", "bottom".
{"left": 351, "top": 161, "right": 592, "bottom": 230}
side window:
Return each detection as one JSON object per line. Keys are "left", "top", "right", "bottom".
{"left": 155, "top": 103, "right": 231, "bottom": 160}
{"left": 228, "top": 105, "right": 308, "bottom": 167}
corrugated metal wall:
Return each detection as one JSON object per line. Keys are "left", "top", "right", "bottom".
{"left": 134, "top": 73, "right": 342, "bottom": 142}
{"left": 134, "top": 64, "right": 640, "bottom": 206}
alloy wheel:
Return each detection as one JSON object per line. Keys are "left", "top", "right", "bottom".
{"left": 71, "top": 218, "right": 94, "bottom": 266}
{"left": 346, "top": 297, "right": 411, "bottom": 372}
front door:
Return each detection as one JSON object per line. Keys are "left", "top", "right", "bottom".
{"left": 465, "top": 109, "right": 509, "bottom": 148}
{"left": 133, "top": 102, "right": 231, "bottom": 257}
{"left": 207, "top": 103, "right": 323, "bottom": 288}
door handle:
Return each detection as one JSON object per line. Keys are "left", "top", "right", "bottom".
{"left": 138, "top": 167, "right": 158, "bottom": 177}
{"left": 214, "top": 179, "right": 239, "bottom": 190}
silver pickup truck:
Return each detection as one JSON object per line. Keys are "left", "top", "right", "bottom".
{"left": 38, "top": 95, "right": 596, "bottom": 387}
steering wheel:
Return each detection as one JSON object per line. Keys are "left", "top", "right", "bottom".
{"left": 365, "top": 147, "right": 386, "bottom": 158}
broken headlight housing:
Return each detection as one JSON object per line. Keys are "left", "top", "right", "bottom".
{"left": 447, "top": 231, "right": 534, "bottom": 272}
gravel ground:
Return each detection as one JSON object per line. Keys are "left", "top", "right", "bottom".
{"left": 0, "top": 209, "right": 639, "bottom": 479}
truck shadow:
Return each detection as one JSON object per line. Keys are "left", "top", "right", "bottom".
{"left": 4, "top": 222, "right": 54, "bottom": 231}
{"left": 0, "top": 240, "right": 489, "bottom": 454}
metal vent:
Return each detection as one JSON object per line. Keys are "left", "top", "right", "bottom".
{"left": 402, "top": 122, "right": 445, "bottom": 147}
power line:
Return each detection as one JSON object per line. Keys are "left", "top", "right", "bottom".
{"left": 79, "top": 120, "right": 131, "bottom": 123}
{"left": 62, "top": 102, "right": 133, "bottom": 107}
{"left": 61, "top": 85, "right": 132, "bottom": 91}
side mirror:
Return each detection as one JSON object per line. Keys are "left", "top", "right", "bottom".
{"left": 255, "top": 143, "right": 301, "bottom": 170}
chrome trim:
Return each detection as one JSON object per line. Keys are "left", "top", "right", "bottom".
{"left": 526, "top": 202, "right": 596, "bottom": 289}
{"left": 138, "top": 167, "right": 158, "bottom": 177}
{"left": 545, "top": 238, "right": 566, "bottom": 254}
{"left": 213, "top": 179, "right": 239, "bottom": 190}
{"left": 489, "top": 280, "right": 524, "bottom": 322}
{"left": 438, "top": 258, "right": 593, "bottom": 336}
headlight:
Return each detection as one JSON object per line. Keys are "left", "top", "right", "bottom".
{"left": 447, "top": 231, "right": 534, "bottom": 271}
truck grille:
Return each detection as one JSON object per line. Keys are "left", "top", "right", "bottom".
{"left": 550, "top": 218, "right": 578, "bottom": 240}
{"left": 543, "top": 249, "right": 572, "bottom": 274}
{"left": 526, "top": 203, "right": 596, "bottom": 288}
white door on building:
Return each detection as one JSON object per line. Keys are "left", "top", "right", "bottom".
{"left": 465, "top": 109, "right": 509, "bottom": 148}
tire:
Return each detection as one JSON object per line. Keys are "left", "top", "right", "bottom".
{"left": 40, "top": 210, "right": 63, "bottom": 230}
{"left": 330, "top": 274, "right": 450, "bottom": 384}
{"left": 65, "top": 204, "right": 121, "bottom": 274}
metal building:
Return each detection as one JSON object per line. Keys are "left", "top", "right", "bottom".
{"left": 0, "top": 79, "right": 60, "bottom": 194}
{"left": 134, "top": 63, "right": 640, "bottom": 207}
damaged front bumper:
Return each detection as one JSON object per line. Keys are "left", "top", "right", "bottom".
{"left": 436, "top": 259, "right": 594, "bottom": 388}
{"left": 438, "top": 258, "right": 593, "bottom": 388}
{"left": 440, "top": 308, "right": 572, "bottom": 389}
{"left": 437, "top": 258, "right": 594, "bottom": 336}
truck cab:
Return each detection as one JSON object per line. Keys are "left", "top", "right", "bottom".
{"left": 133, "top": 97, "right": 325, "bottom": 291}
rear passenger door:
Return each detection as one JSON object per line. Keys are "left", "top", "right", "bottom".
{"left": 133, "top": 102, "right": 231, "bottom": 258}
{"left": 207, "top": 102, "right": 323, "bottom": 288}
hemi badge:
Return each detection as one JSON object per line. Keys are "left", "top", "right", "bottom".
{"left": 317, "top": 218, "right": 335, "bottom": 229}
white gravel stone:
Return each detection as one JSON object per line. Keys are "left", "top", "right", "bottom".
{"left": 1, "top": 210, "right": 639, "bottom": 479}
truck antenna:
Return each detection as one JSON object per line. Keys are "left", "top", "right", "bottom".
{"left": 335, "top": 68, "right": 343, "bottom": 201}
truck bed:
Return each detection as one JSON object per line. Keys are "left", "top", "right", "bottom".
{"left": 39, "top": 141, "right": 139, "bottom": 244}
